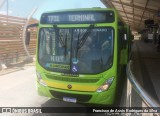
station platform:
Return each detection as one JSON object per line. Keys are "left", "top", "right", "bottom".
{"left": 131, "top": 40, "right": 160, "bottom": 104}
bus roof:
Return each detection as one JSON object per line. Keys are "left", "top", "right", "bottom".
{"left": 43, "top": 8, "right": 116, "bottom": 14}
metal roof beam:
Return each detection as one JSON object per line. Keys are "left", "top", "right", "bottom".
{"left": 118, "top": 10, "right": 148, "bottom": 19}
{"left": 131, "top": 0, "right": 135, "bottom": 30}
{"left": 119, "top": 0, "right": 130, "bottom": 24}
{"left": 122, "top": 16, "right": 147, "bottom": 22}
{"left": 111, "top": 0, "right": 157, "bottom": 13}
{"left": 139, "top": 0, "right": 149, "bottom": 27}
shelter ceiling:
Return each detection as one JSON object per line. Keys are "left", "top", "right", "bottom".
{"left": 101, "top": 0, "right": 160, "bottom": 32}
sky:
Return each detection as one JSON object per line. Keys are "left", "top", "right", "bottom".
{"left": 0, "top": 0, "right": 106, "bottom": 20}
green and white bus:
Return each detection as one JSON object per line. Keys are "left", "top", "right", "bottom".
{"left": 26, "top": 8, "right": 130, "bottom": 105}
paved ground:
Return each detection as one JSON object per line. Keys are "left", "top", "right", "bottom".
{"left": 0, "top": 63, "right": 126, "bottom": 116}
{"left": 132, "top": 40, "right": 160, "bottom": 104}
{"left": 0, "top": 62, "right": 35, "bottom": 76}
{"left": 0, "top": 66, "right": 45, "bottom": 107}
{"left": 0, "top": 66, "right": 85, "bottom": 116}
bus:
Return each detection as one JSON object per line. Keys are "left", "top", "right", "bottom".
{"left": 26, "top": 8, "right": 130, "bottom": 105}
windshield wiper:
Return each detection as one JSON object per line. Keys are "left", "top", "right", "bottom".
{"left": 75, "top": 31, "right": 81, "bottom": 59}
{"left": 77, "top": 24, "right": 94, "bottom": 49}
{"left": 53, "top": 25, "right": 65, "bottom": 47}
{"left": 75, "top": 24, "right": 94, "bottom": 59}
{"left": 64, "top": 33, "right": 68, "bottom": 60}
{"left": 53, "top": 25, "right": 68, "bottom": 59}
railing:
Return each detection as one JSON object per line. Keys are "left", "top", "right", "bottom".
{"left": 126, "top": 60, "right": 160, "bottom": 112}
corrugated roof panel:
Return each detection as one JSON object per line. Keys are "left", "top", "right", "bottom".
{"left": 128, "top": 18, "right": 134, "bottom": 22}
{"left": 122, "top": 17, "right": 128, "bottom": 20}
{"left": 123, "top": 5, "right": 133, "bottom": 9}
{"left": 127, "top": 14, "right": 133, "bottom": 18}
{"left": 134, "top": 8, "right": 144, "bottom": 15}
{"left": 121, "top": 0, "right": 132, "bottom": 4}
{"left": 124, "top": 7, "right": 133, "bottom": 12}
{"left": 119, "top": 12, "right": 126, "bottom": 17}
{"left": 101, "top": 0, "right": 160, "bottom": 31}
{"left": 134, "top": 16, "right": 141, "bottom": 20}
{"left": 143, "top": 12, "right": 154, "bottom": 19}
{"left": 147, "top": 0, "right": 160, "bottom": 10}
{"left": 133, "top": 0, "right": 146, "bottom": 7}
{"left": 112, "top": 2, "right": 122, "bottom": 7}
{"left": 113, "top": 4, "right": 123, "bottom": 10}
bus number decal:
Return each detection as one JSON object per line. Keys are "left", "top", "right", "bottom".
{"left": 48, "top": 15, "right": 60, "bottom": 22}
{"left": 51, "top": 56, "right": 64, "bottom": 62}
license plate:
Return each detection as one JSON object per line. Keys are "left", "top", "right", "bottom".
{"left": 63, "top": 97, "right": 77, "bottom": 103}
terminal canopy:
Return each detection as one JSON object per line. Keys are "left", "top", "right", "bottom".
{"left": 101, "top": 0, "right": 160, "bottom": 32}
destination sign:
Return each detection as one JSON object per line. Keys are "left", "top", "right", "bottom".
{"left": 40, "top": 11, "right": 115, "bottom": 24}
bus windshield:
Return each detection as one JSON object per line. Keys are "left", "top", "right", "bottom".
{"left": 38, "top": 27, "right": 113, "bottom": 74}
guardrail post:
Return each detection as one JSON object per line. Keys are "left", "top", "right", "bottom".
{"left": 126, "top": 78, "right": 132, "bottom": 108}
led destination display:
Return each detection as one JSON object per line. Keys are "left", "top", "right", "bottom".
{"left": 40, "top": 11, "right": 115, "bottom": 24}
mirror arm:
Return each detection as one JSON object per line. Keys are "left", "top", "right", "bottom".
{"left": 25, "top": 23, "right": 38, "bottom": 46}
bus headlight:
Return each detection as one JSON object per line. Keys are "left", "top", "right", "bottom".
{"left": 96, "top": 77, "right": 114, "bottom": 92}
{"left": 36, "top": 71, "right": 47, "bottom": 87}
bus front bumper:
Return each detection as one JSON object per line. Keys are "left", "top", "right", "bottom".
{"left": 37, "top": 81, "right": 116, "bottom": 105}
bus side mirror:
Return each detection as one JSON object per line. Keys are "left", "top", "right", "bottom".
{"left": 25, "top": 23, "right": 38, "bottom": 45}
{"left": 123, "top": 34, "right": 127, "bottom": 48}
{"left": 124, "top": 34, "right": 127, "bottom": 41}
{"left": 25, "top": 31, "right": 30, "bottom": 45}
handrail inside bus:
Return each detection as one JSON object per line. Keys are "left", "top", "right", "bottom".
{"left": 126, "top": 60, "right": 160, "bottom": 112}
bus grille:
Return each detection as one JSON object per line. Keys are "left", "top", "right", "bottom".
{"left": 50, "top": 90, "right": 92, "bottom": 102}
{"left": 45, "top": 74, "right": 99, "bottom": 83}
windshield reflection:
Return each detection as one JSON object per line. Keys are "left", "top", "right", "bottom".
{"left": 38, "top": 27, "right": 113, "bottom": 74}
